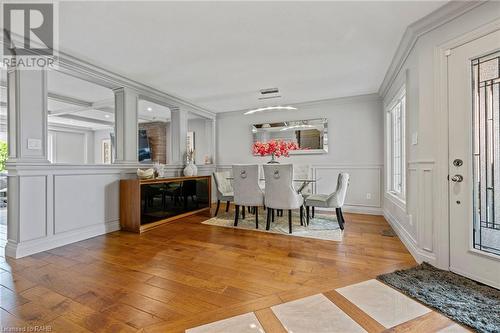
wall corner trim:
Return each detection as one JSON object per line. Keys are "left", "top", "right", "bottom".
{"left": 378, "top": 1, "right": 485, "bottom": 98}
{"left": 383, "top": 209, "right": 437, "bottom": 265}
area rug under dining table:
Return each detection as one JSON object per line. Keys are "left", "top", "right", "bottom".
{"left": 202, "top": 210, "right": 343, "bottom": 242}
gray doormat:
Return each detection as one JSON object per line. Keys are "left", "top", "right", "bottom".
{"left": 377, "top": 262, "right": 500, "bottom": 333}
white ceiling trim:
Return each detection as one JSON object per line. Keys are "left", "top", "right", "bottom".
{"left": 378, "top": 1, "right": 485, "bottom": 98}
{"left": 1, "top": 33, "right": 215, "bottom": 120}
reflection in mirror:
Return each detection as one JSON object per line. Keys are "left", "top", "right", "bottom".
{"left": 47, "top": 70, "right": 115, "bottom": 164}
{"left": 252, "top": 118, "right": 328, "bottom": 154}
{"left": 138, "top": 100, "right": 170, "bottom": 164}
{"left": 188, "top": 112, "right": 213, "bottom": 165}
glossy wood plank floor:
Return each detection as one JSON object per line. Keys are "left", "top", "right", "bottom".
{"left": 0, "top": 206, "right": 421, "bottom": 332}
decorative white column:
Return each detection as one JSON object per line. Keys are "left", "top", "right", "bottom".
{"left": 7, "top": 67, "right": 49, "bottom": 163}
{"left": 170, "top": 107, "right": 188, "bottom": 165}
{"left": 113, "top": 87, "right": 138, "bottom": 164}
{"left": 5, "top": 66, "right": 49, "bottom": 258}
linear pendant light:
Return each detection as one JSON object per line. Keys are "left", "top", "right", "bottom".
{"left": 244, "top": 105, "right": 297, "bottom": 115}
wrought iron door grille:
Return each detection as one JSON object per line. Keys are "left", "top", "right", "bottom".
{"left": 472, "top": 52, "right": 500, "bottom": 255}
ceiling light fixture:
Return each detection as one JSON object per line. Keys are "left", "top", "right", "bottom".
{"left": 280, "top": 124, "right": 314, "bottom": 131}
{"left": 104, "top": 114, "right": 111, "bottom": 118}
{"left": 244, "top": 105, "right": 297, "bottom": 115}
{"left": 147, "top": 107, "right": 152, "bottom": 111}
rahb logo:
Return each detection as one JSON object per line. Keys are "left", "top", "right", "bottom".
{"left": 2, "top": 2, "right": 58, "bottom": 69}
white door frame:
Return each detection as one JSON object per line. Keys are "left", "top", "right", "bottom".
{"left": 435, "top": 19, "right": 500, "bottom": 270}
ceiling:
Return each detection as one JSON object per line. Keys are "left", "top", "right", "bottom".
{"left": 57, "top": 1, "right": 446, "bottom": 113}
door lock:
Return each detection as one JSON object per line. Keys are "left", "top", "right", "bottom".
{"left": 451, "top": 174, "right": 464, "bottom": 182}
{"left": 453, "top": 159, "right": 463, "bottom": 167}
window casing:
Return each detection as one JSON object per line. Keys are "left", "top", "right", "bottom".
{"left": 386, "top": 87, "right": 406, "bottom": 201}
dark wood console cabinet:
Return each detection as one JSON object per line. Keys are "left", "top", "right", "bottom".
{"left": 120, "top": 175, "right": 211, "bottom": 233}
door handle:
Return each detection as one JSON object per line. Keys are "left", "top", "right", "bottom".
{"left": 451, "top": 174, "right": 464, "bottom": 182}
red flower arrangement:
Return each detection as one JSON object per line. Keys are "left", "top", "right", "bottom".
{"left": 253, "top": 140, "right": 299, "bottom": 163}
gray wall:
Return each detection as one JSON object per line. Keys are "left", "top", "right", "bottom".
{"left": 216, "top": 94, "right": 384, "bottom": 214}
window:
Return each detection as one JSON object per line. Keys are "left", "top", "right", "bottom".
{"left": 387, "top": 86, "right": 406, "bottom": 200}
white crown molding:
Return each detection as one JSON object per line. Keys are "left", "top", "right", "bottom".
{"left": 378, "top": 0, "right": 486, "bottom": 98}
{"left": 1, "top": 33, "right": 216, "bottom": 119}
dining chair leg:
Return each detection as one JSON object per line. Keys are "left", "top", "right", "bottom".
{"left": 300, "top": 206, "right": 304, "bottom": 226}
{"left": 335, "top": 208, "right": 344, "bottom": 230}
{"left": 306, "top": 206, "right": 310, "bottom": 225}
{"left": 266, "top": 208, "right": 271, "bottom": 230}
{"left": 312, "top": 207, "right": 315, "bottom": 218}
{"left": 242, "top": 206, "right": 246, "bottom": 219}
{"left": 226, "top": 201, "right": 230, "bottom": 212}
{"left": 247, "top": 206, "right": 251, "bottom": 214}
{"left": 288, "top": 210, "right": 292, "bottom": 234}
{"left": 234, "top": 205, "right": 239, "bottom": 226}
{"left": 340, "top": 207, "right": 346, "bottom": 225}
{"left": 215, "top": 200, "right": 220, "bottom": 216}
{"left": 272, "top": 209, "right": 275, "bottom": 222}
{"left": 255, "top": 207, "right": 259, "bottom": 229}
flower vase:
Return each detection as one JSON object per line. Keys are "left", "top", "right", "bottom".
{"left": 267, "top": 153, "right": 280, "bottom": 164}
{"left": 183, "top": 162, "right": 198, "bottom": 176}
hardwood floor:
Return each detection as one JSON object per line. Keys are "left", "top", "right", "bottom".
{"left": 0, "top": 206, "right": 457, "bottom": 332}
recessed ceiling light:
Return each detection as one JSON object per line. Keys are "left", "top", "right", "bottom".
{"left": 147, "top": 107, "right": 152, "bottom": 111}
{"left": 104, "top": 114, "right": 110, "bottom": 118}
{"left": 244, "top": 105, "right": 297, "bottom": 115}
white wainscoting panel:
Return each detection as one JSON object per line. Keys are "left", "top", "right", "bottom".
{"left": 54, "top": 173, "right": 120, "bottom": 234}
{"left": 19, "top": 176, "right": 47, "bottom": 242}
{"left": 217, "top": 164, "right": 382, "bottom": 215}
{"left": 419, "top": 165, "right": 435, "bottom": 254}
{"left": 6, "top": 164, "right": 212, "bottom": 258}
{"left": 384, "top": 161, "right": 436, "bottom": 265}
{"left": 5, "top": 165, "right": 137, "bottom": 258}
{"left": 313, "top": 165, "right": 381, "bottom": 210}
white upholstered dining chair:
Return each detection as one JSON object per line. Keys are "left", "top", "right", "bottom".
{"left": 232, "top": 165, "right": 265, "bottom": 228}
{"left": 263, "top": 164, "right": 304, "bottom": 233}
{"left": 213, "top": 171, "right": 234, "bottom": 216}
{"left": 305, "top": 172, "right": 350, "bottom": 230}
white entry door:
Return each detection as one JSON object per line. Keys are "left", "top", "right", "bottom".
{"left": 448, "top": 30, "right": 500, "bottom": 289}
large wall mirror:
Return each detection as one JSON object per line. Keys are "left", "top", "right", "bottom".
{"left": 252, "top": 118, "right": 328, "bottom": 154}
{"left": 46, "top": 70, "right": 115, "bottom": 165}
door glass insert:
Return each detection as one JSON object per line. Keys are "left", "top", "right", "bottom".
{"left": 472, "top": 52, "right": 500, "bottom": 255}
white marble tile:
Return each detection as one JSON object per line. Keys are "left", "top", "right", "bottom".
{"left": 186, "top": 312, "right": 264, "bottom": 333}
{"left": 271, "top": 293, "right": 366, "bottom": 333}
{"left": 437, "top": 323, "right": 471, "bottom": 333}
{"left": 336, "top": 279, "right": 431, "bottom": 328}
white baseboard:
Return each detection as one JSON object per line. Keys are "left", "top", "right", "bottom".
{"left": 5, "top": 220, "right": 120, "bottom": 258}
{"left": 383, "top": 209, "right": 436, "bottom": 265}
{"left": 342, "top": 205, "right": 382, "bottom": 215}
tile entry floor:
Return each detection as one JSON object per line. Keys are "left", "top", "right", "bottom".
{"left": 186, "top": 279, "right": 471, "bottom": 333}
